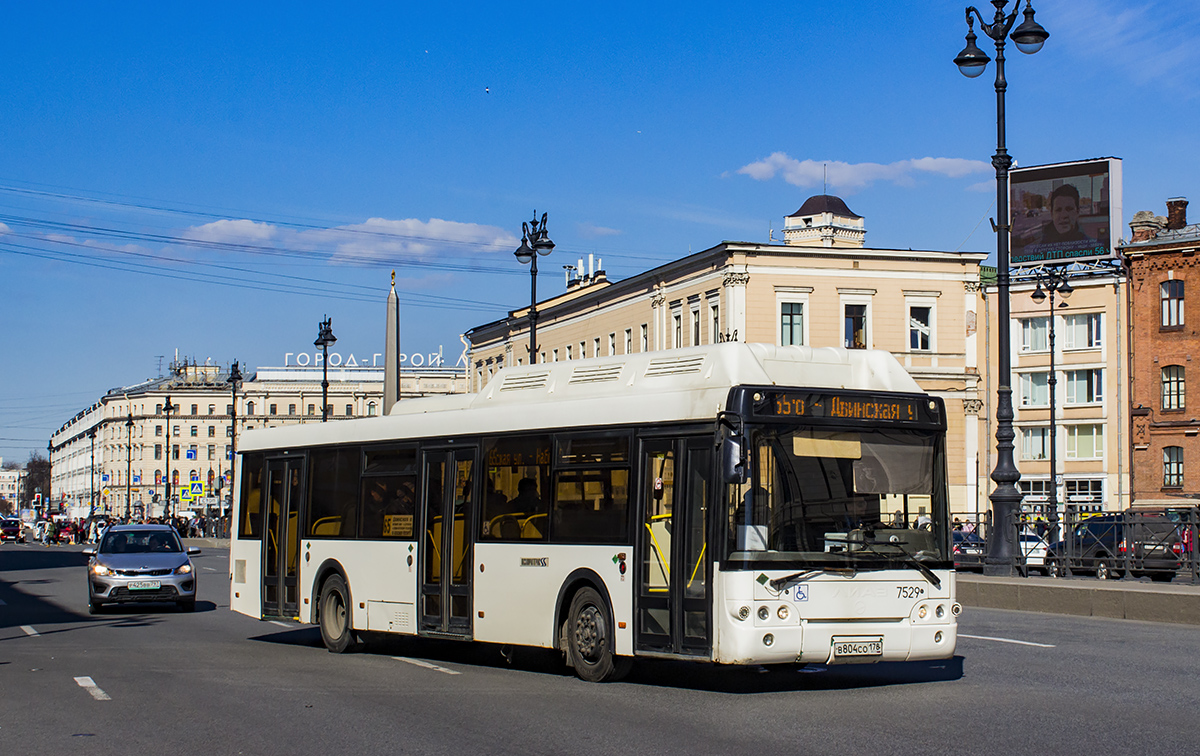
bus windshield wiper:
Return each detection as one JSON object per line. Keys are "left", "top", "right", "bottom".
{"left": 768, "top": 566, "right": 858, "bottom": 591}
{"left": 824, "top": 535, "right": 942, "bottom": 590}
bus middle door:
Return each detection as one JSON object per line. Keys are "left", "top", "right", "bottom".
{"left": 419, "top": 447, "right": 477, "bottom": 638}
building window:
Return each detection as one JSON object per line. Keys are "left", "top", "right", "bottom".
{"left": 191, "top": 404, "right": 198, "bottom": 414}
{"left": 345, "top": 404, "right": 353, "bottom": 417}
{"left": 844, "top": 304, "right": 867, "bottom": 349}
{"left": 172, "top": 444, "right": 180, "bottom": 460}
{"left": 552, "top": 349, "right": 558, "bottom": 362}
{"left": 624, "top": 329, "right": 632, "bottom": 354}
{"left": 208, "top": 404, "right": 216, "bottom": 414}
{"left": 156, "top": 403, "right": 162, "bottom": 414}
{"left": 780, "top": 302, "right": 804, "bottom": 346}
{"left": 207, "top": 425, "right": 214, "bottom": 437}
{"left": 579, "top": 341, "right": 586, "bottom": 359}
{"left": 289, "top": 404, "right": 296, "bottom": 415}
{"left": 190, "top": 425, "right": 198, "bottom": 437}
{"left": 710, "top": 303, "right": 720, "bottom": 343}
{"left": 226, "top": 404, "right": 233, "bottom": 414}
{"left": 1162, "top": 365, "right": 1185, "bottom": 410}
{"left": 1019, "top": 372, "right": 1049, "bottom": 406}
{"left": 154, "top": 444, "right": 162, "bottom": 460}
{"left": 368, "top": 401, "right": 377, "bottom": 416}
{"left": 246, "top": 401, "right": 255, "bottom": 416}
{"left": 1063, "top": 313, "right": 1102, "bottom": 349}
{"left": 1065, "top": 369, "right": 1103, "bottom": 404}
{"left": 1021, "top": 426, "right": 1050, "bottom": 460}
{"left": 207, "top": 445, "right": 215, "bottom": 461}
{"left": 1018, "top": 479, "right": 1051, "bottom": 503}
{"left": 1065, "top": 479, "right": 1103, "bottom": 506}
{"left": 269, "top": 404, "right": 277, "bottom": 415}
{"left": 308, "top": 404, "right": 315, "bottom": 415}
{"left": 691, "top": 308, "right": 700, "bottom": 346}
{"left": 1021, "top": 317, "right": 1049, "bottom": 352}
{"left": 565, "top": 344, "right": 572, "bottom": 361}
{"left": 594, "top": 337, "right": 601, "bottom": 357}
{"left": 608, "top": 333, "right": 616, "bottom": 356}
{"left": 1161, "top": 280, "right": 1184, "bottom": 327}
{"left": 1164, "top": 446, "right": 1184, "bottom": 487}
{"left": 1065, "top": 425, "right": 1104, "bottom": 460}
{"left": 673, "top": 312, "right": 682, "bottom": 348}
{"left": 640, "top": 325, "right": 648, "bottom": 352}
{"left": 909, "top": 306, "right": 932, "bottom": 351}
{"left": 155, "top": 425, "right": 162, "bottom": 437}
{"left": 172, "top": 425, "right": 180, "bottom": 436}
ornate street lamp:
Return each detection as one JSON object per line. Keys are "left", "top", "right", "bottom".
{"left": 1029, "top": 267, "right": 1071, "bottom": 547}
{"left": 228, "top": 361, "right": 242, "bottom": 518}
{"left": 514, "top": 212, "right": 555, "bottom": 365}
{"left": 125, "top": 411, "right": 135, "bottom": 519}
{"left": 314, "top": 318, "right": 337, "bottom": 421}
{"left": 955, "top": 0, "right": 1049, "bottom": 576}
{"left": 164, "top": 394, "right": 173, "bottom": 519}
{"left": 88, "top": 427, "right": 97, "bottom": 519}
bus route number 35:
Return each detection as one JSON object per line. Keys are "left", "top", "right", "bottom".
{"left": 897, "top": 585, "right": 924, "bottom": 599}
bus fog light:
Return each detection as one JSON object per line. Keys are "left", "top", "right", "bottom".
{"left": 918, "top": 605, "right": 928, "bottom": 619}
{"left": 763, "top": 633, "right": 774, "bottom": 647}
{"left": 951, "top": 603, "right": 962, "bottom": 617}
{"left": 934, "top": 631, "right": 944, "bottom": 643}
{"left": 738, "top": 606, "right": 751, "bottom": 620}
{"left": 935, "top": 604, "right": 945, "bottom": 619}
{"left": 777, "top": 605, "right": 789, "bottom": 620}
{"left": 758, "top": 606, "right": 770, "bottom": 621}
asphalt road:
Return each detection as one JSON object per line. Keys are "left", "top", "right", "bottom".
{"left": 3, "top": 543, "right": 1199, "bottom": 756}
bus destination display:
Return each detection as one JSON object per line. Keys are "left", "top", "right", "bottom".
{"left": 758, "top": 391, "right": 924, "bottom": 423}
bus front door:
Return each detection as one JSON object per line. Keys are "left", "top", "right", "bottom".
{"left": 262, "top": 456, "right": 303, "bottom": 619}
{"left": 636, "top": 437, "right": 712, "bottom": 656}
{"left": 419, "top": 448, "right": 476, "bottom": 637}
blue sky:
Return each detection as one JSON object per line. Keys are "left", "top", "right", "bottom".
{"left": 2, "top": 0, "right": 1198, "bottom": 460}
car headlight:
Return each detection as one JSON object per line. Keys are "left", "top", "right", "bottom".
{"left": 174, "top": 563, "right": 193, "bottom": 575}
{"left": 92, "top": 563, "right": 113, "bottom": 576}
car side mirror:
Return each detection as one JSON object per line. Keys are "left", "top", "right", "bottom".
{"left": 187, "top": 547, "right": 201, "bottom": 555}
{"left": 82, "top": 547, "right": 95, "bottom": 557}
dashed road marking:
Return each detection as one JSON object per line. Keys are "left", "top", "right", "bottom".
{"left": 393, "top": 656, "right": 462, "bottom": 675}
{"left": 269, "top": 620, "right": 292, "bottom": 628}
{"left": 959, "top": 633, "right": 1056, "bottom": 648}
{"left": 203, "top": 567, "right": 218, "bottom": 571}
{"left": 74, "top": 676, "right": 112, "bottom": 701}
{"left": 20, "top": 625, "right": 39, "bottom": 637}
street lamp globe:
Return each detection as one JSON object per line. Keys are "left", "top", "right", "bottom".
{"left": 954, "top": 26, "right": 990, "bottom": 77}
{"left": 1011, "top": 4, "right": 1050, "bottom": 54}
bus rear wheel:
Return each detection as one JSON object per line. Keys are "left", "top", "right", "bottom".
{"left": 319, "top": 574, "right": 357, "bottom": 653}
{"left": 567, "top": 586, "right": 631, "bottom": 683}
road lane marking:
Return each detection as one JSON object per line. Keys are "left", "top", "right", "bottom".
{"left": 269, "top": 621, "right": 292, "bottom": 628}
{"left": 74, "top": 677, "right": 112, "bottom": 701}
{"left": 393, "top": 656, "right": 462, "bottom": 675}
{"left": 203, "top": 567, "right": 218, "bottom": 571}
{"left": 20, "top": 625, "right": 39, "bottom": 637}
{"left": 959, "top": 633, "right": 1055, "bottom": 648}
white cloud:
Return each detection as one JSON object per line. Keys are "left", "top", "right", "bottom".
{"left": 967, "top": 180, "right": 995, "bottom": 193}
{"left": 184, "top": 219, "right": 278, "bottom": 244}
{"left": 735, "top": 153, "right": 992, "bottom": 192}
{"left": 316, "top": 217, "right": 519, "bottom": 263}
{"left": 0, "top": 222, "right": 10, "bottom": 235}
{"left": 577, "top": 222, "right": 622, "bottom": 238}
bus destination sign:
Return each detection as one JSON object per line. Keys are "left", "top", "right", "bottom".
{"left": 756, "top": 391, "right": 928, "bottom": 424}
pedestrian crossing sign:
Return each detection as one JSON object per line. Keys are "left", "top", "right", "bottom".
{"left": 190, "top": 482, "right": 204, "bottom": 496}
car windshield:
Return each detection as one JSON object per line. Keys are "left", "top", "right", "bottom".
{"left": 99, "top": 530, "right": 182, "bottom": 554}
{"left": 724, "top": 425, "right": 949, "bottom": 565}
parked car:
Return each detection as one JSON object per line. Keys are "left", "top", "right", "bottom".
{"left": 1018, "top": 531, "right": 1049, "bottom": 576}
{"left": 953, "top": 530, "right": 986, "bottom": 572}
{"left": 83, "top": 524, "right": 201, "bottom": 613}
{"left": 1046, "top": 512, "right": 1182, "bottom": 581}
{"left": 1, "top": 518, "right": 24, "bottom": 543}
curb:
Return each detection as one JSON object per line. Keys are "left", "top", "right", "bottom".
{"left": 183, "top": 538, "right": 230, "bottom": 549}
{"left": 957, "top": 574, "right": 1200, "bottom": 625}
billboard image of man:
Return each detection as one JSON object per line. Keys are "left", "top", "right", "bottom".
{"left": 1039, "top": 184, "right": 1096, "bottom": 247}
{"left": 1009, "top": 158, "right": 1121, "bottom": 267}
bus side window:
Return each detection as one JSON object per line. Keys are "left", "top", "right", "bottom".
{"left": 306, "top": 447, "right": 361, "bottom": 538}
{"left": 482, "top": 435, "right": 550, "bottom": 541}
{"left": 238, "top": 453, "right": 265, "bottom": 539}
{"left": 551, "top": 434, "right": 631, "bottom": 544}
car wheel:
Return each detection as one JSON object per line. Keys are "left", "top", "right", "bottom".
{"left": 1096, "top": 559, "right": 1115, "bottom": 580}
{"left": 88, "top": 599, "right": 103, "bottom": 615}
{"left": 567, "top": 586, "right": 631, "bottom": 683}
{"left": 318, "top": 574, "right": 357, "bottom": 654}
{"left": 177, "top": 599, "right": 196, "bottom": 612}
{"left": 1047, "top": 560, "right": 1062, "bottom": 578}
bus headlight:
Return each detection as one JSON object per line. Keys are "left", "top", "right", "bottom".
{"left": 918, "top": 605, "right": 928, "bottom": 619}
{"left": 935, "top": 604, "right": 945, "bottom": 619}
{"left": 777, "top": 605, "right": 790, "bottom": 620}
{"left": 758, "top": 606, "right": 770, "bottom": 621}
{"left": 763, "top": 633, "right": 774, "bottom": 647}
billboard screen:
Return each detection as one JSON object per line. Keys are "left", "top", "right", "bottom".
{"left": 1010, "top": 158, "right": 1122, "bottom": 267}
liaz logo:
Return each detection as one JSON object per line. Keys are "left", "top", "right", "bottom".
{"left": 520, "top": 557, "right": 548, "bottom": 567}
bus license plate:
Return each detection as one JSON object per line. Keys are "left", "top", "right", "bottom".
{"left": 832, "top": 636, "right": 883, "bottom": 658}
{"left": 129, "top": 580, "right": 161, "bottom": 590}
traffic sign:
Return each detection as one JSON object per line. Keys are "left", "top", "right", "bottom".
{"left": 191, "top": 482, "right": 204, "bottom": 496}
{"left": 186, "top": 449, "right": 197, "bottom": 460}
{"left": 132, "top": 475, "right": 141, "bottom": 484}
{"left": 181, "top": 487, "right": 193, "bottom": 501}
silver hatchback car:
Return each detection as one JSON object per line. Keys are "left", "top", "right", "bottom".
{"left": 84, "top": 524, "right": 200, "bottom": 613}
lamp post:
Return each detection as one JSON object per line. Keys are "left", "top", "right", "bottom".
{"left": 314, "top": 318, "right": 337, "bottom": 421}
{"left": 1029, "top": 266, "right": 1072, "bottom": 545}
{"left": 88, "top": 428, "right": 97, "bottom": 519}
{"left": 228, "top": 361, "right": 242, "bottom": 519}
{"left": 164, "top": 394, "right": 173, "bottom": 519}
{"left": 513, "top": 212, "right": 556, "bottom": 365}
{"left": 954, "top": 0, "right": 1049, "bottom": 576}
{"left": 125, "top": 411, "right": 134, "bottom": 519}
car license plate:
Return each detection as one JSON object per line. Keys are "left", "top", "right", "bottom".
{"left": 129, "top": 580, "right": 161, "bottom": 590}
{"left": 832, "top": 636, "right": 883, "bottom": 657}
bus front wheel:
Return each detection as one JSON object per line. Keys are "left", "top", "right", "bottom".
{"left": 567, "top": 586, "right": 631, "bottom": 683}
{"left": 318, "top": 574, "right": 357, "bottom": 653}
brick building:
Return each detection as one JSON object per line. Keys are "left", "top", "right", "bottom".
{"left": 1121, "top": 197, "right": 1200, "bottom": 508}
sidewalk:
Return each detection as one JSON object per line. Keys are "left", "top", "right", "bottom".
{"left": 183, "top": 537, "right": 230, "bottom": 549}
{"left": 957, "top": 572, "right": 1200, "bottom": 625}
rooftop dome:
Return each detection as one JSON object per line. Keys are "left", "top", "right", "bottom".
{"left": 789, "top": 194, "right": 862, "bottom": 220}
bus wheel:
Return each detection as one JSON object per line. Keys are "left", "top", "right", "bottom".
{"left": 567, "top": 587, "right": 631, "bottom": 682}
{"left": 319, "top": 574, "right": 357, "bottom": 653}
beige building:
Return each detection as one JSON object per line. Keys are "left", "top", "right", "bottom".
{"left": 467, "top": 196, "right": 988, "bottom": 514}
{"left": 977, "top": 265, "right": 1130, "bottom": 518}
{"left": 49, "top": 358, "right": 466, "bottom": 517}
{"left": 0, "top": 460, "right": 25, "bottom": 514}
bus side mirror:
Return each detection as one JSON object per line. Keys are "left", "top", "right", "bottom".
{"left": 721, "top": 433, "right": 747, "bottom": 485}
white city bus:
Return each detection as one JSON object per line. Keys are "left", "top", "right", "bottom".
{"left": 229, "top": 343, "right": 958, "bottom": 681}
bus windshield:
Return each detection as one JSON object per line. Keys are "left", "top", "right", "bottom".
{"left": 724, "top": 425, "right": 948, "bottom": 566}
